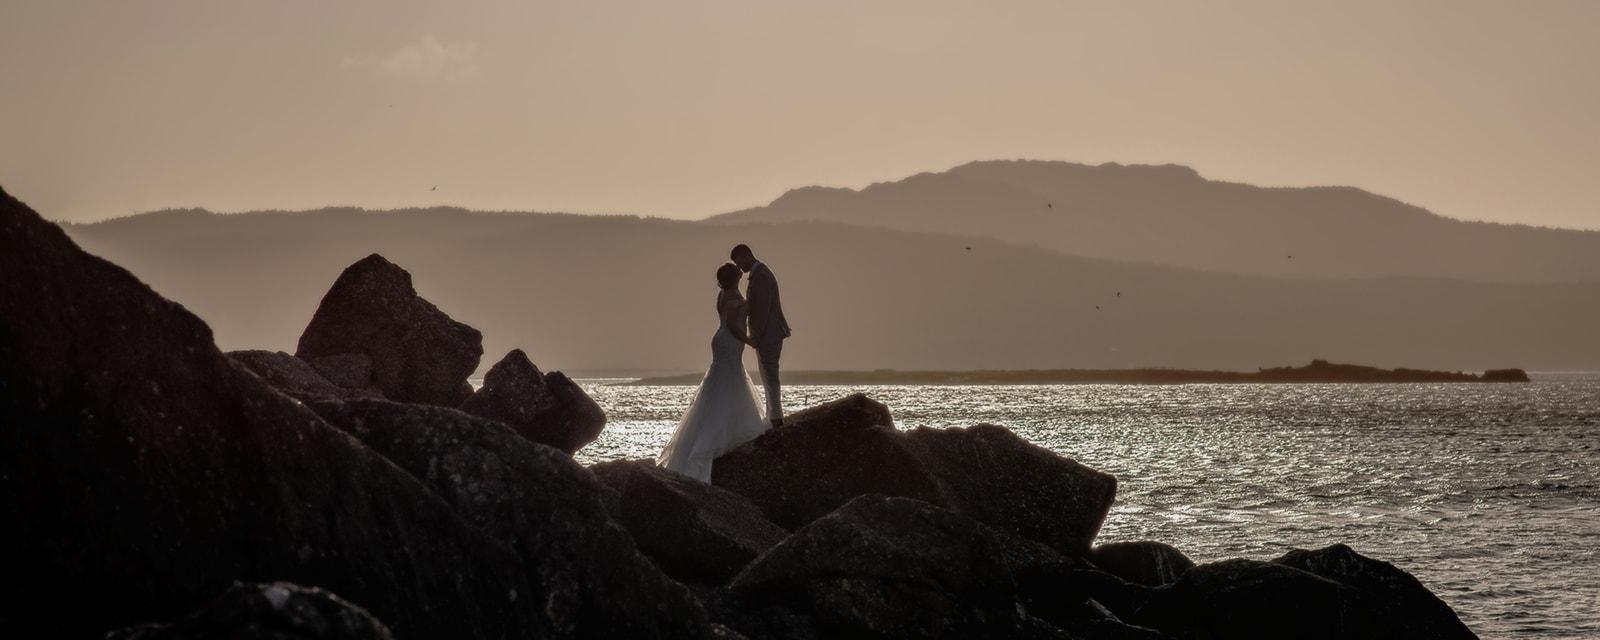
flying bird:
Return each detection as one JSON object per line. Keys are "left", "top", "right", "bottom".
{"left": 430, "top": 185, "right": 438, "bottom": 191}
{"left": 1116, "top": 291, "right": 1121, "bottom": 298}
{"left": 1047, "top": 203, "right": 1053, "bottom": 208}
{"left": 965, "top": 246, "right": 972, "bottom": 251}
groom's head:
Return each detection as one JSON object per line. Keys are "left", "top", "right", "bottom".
{"left": 730, "top": 244, "right": 756, "bottom": 272}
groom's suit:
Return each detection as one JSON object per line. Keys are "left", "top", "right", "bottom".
{"left": 747, "top": 261, "right": 791, "bottom": 423}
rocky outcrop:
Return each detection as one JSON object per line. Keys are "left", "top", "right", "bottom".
{"left": 713, "top": 396, "right": 1116, "bottom": 558}
{"left": 591, "top": 459, "right": 789, "bottom": 586}
{"left": 0, "top": 187, "right": 533, "bottom": 639}
{"left": 720, "top": 495, "right": 1056, "bottom": 639}
{"left": 306, "top": 398, "right": 711, "bottom": 638}
{"left": 105, "top": 582, "right": 394, "bottom": 640}
{"left": 907, "top": 424, "right": 1117, "bottom": 556}
{"left": 1274, "top": 544, "right": 1474, "bottom": 637}
{"left": 459, "top": 349, "right": 606, "bottom": 453}
{"left": 294, "top": 253, "right": 482, "bottom": 406}
{"left": 711, "top": 394, "right": 949, "bottom": 529}
{"left": 1089, "top": 541, "right": 1195, "bottom": 587}
{"left": 1099, "top": 551, "right": 1475, "bottom": 640}
{"left": 227, "top": 349, "right": 377, "bottom": 400}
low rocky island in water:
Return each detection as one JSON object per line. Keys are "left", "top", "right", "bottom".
{"left": 623, "top": 359, "right": 1530, "bottom": 386}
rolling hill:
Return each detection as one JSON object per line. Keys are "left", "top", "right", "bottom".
{"left": 710, "top": 160, "right": 1600, "bottom": 283}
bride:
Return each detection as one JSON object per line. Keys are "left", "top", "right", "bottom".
{"left": 658, "top": 263, "right": 771, "bottom": 482}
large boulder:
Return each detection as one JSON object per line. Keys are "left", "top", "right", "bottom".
{"left": 713, "top": 395, "right": 1118, "bottom": 557}
{"left": 294, "top": 253, "right": 482, "bottom": 406}
{"left": 306, "top": 398, "right": 711, "bottom": 638}
{"left": 721, "top": 495, "right": 1057, "bottom": 639}
{"left": 591, "top": 459, "right": 789, "bottom": 586}
{"left": 105, "top": 582, "right": 394, "bottom": 640}
{"left": 1111, "top": 553, "right": 1476, "bottom": 640}
{"left": 227, "top": 350, "right": 375, "bottom": 400}
{"left": 0, "top": 187, "right": 534, "bottom": 638}
{"left": 459, "top": 349, "right": 605, "bottom": 453}
{"left": 1274, "top": 544, "right": 1474, "bottom": 637}
{"left": 906, "top": 423, "right": 1117, "bottom": 556}
{"left": 1089, "top": 541, "right": 1195, "bottom": 587}
{"left": 711, "top": 394, "right": 950, "bottom": 529}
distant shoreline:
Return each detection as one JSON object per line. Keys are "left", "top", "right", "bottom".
{"left": 616, "top": 360, "right": 1529, "bottom": 386}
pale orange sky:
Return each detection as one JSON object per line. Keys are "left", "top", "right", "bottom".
{"left": 3, "top": 1, "right": 1597, "bottom": 228}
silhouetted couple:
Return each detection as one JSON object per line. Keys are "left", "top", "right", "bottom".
{"left": 658, "top": 244, "right": 791, "bottom": 482}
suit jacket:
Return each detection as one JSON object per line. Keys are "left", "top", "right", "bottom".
{"left": 746, "top": 262, "right": 791, "bottom": 345}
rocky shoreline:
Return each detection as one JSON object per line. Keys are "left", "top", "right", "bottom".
{"left": 0, "top": 186, "right": 1477, "bottom": 638}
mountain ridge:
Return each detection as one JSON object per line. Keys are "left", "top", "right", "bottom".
{"left": 710, "top": 159, "right": 1600, "bottom": 282}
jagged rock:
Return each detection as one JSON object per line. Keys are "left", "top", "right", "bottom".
{"left": 711, "top": 394, "right": 949, "bottom": 529}
{"left": 1274, "top": 544, "right": 1474, "bottom": 637}
{"left": 591, "top": 459, "right": 789, "bottom": 586}
{"left": 305, "top": 352, "right": 379, "bottom": 392}
{"left": 459, "top": 349, "right": 605, "bottom": 453}
{"left": 1089, "top": 541, "right": 1195, "bottom": 587}
{"left": 227, "top": 350, "right": 377, "bottom": 400}
{"left": 975, "top": 528, "right": 1169, "bottom": 639}
{"left": 104, "top": 582, "right": 393, "bottom": 640}
{"left": 306, "top": 398, "right": 711, "bottom": 638}
{"left": 0, "top": 187, "right": 533, "bottom": 639}
{"left": 714, "top": 395, "right": 1118, "bottom": 557}
{"left": 721, "top": 495, "right": 1059, "bottom": 639}
{"left": 907, "top": 423, "right": 1117, "bottom": 556}
{"left": 294, "top": 253, "right": 482, "bottom": 406}
{"left": 1110, "top": 553, "right": 1477, "bottom": 640}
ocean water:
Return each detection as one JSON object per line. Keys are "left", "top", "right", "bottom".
{"left": 570, "top": 373, "right": 1600, "bottom": 638}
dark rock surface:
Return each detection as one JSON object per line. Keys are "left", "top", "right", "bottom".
{"left": 1089, "top": 541, "right": 1196, "bottom": 587}
{"left": 714, "top": 396, "right": 1116, "bottom": 557}
{"left": 306, "top": 398, "right": 711, "bottom": 638}
{"left": 0, "top": 187, "right": 533, "bottom": 639}
{"left": 304, "top": 352, "right": 379, "bottom": 392}
{"left": 591, "top": 459, "right": 789, "bottom": 586}
{"left": 294, "top": 253, "right": 482, "bottom": 406}
{"left": 104, "top": 582, "right": 394, "bottom": 640}
{"left": 459, "top": 348, "right": 606, "bottom": 453}
{"left": 227, "top": 350, "right": 373, "bottom": 400}
{"left": 907, "top": 423, "right": 1117, "bottom": 556}
{"left": 1274, "top": 544, "right": 1475, "bottom": 638}
{"left": 721, "top": 495, "right": 1055, "bottom": 639}
{"left": 711, "top": 394, "right": 950, "bottom": 529}
{"left": 1109, "top": 554, "right": 1476, "bottom": 640}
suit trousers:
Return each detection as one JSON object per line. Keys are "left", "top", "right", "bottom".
{"left": 755, "top": 338, "right": 783, "bottom": 422}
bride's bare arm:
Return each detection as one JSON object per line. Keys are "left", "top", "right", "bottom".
{"left": 722, "top": 299, "right": 753, "bottom": 345}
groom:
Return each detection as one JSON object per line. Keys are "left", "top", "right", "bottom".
{"left": 731, "top": 244, "right": 791, "bottom": 427}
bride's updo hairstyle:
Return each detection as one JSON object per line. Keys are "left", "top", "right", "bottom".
{"left": 716, "top": 262, "right": 741, "bottom": 289}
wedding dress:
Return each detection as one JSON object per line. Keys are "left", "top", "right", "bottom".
{"left": 659, "top": 293, "right": 770, "bottom": 482}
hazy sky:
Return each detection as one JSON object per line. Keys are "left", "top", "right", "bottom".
{"left": 3, "top": 1, "right": 1597, "bottom": 228}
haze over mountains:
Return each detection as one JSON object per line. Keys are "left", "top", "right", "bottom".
{"left": 712, "top": 160, "right": 1600, "bottom": 283}
{"left": 59, "top": 162, "right": 1600, "bottom": 374}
